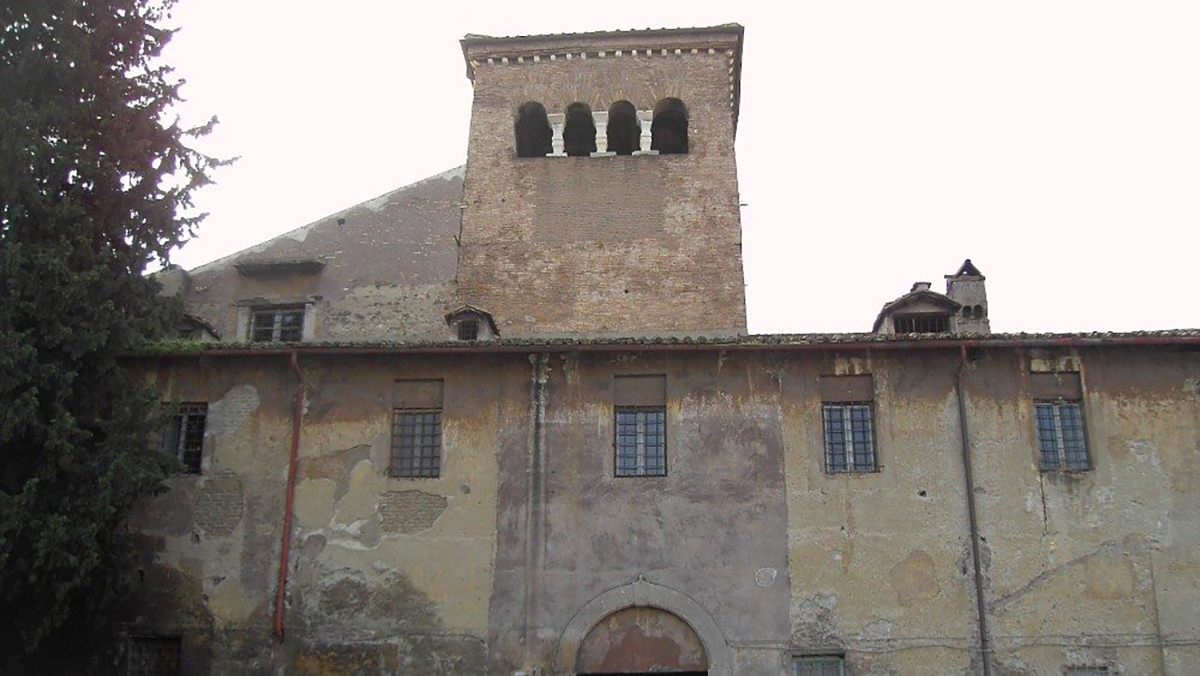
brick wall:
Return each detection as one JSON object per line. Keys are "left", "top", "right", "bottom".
{"left": 457, "top": 37, "right": 747, "bottom": 337}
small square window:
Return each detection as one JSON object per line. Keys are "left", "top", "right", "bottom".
{"left": 822, "top": 402, "right": 876, "bottom": 473}
{"left": 249, "top": 306, "right": 305, "bottom": 342}
{"left": 127, "top": 635, "right": 182, "bottom": 675}
{"left": 1035, "top": 400, "right": 1090, "bottom": 471}
{"left": 160, "top": 403, "right": 206, "bottom": 474}
{"left": 615, "top": 406, "right": 666, "bottom": 477}
{"left": 390, "top": 409, "right": 442, "bottom": 478}
{"left": 793, "top": 654, "right": 845, "bottom": 676}
{"left": 457, "top": 319, "right": 479, "bottom": 341}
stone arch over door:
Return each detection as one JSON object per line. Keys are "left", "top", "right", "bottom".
{"left": 553, "top": 577, "right": 732, "bottom": 675}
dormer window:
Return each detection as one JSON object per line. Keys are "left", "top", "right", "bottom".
{"left": 893, "top": 313, "right": 951, "bottom": 334}
{"left": 445, "top": 304, "right": 498, "bottom": 342}
{"left": 458, "top": 319, "right": 480, "bottom": 341}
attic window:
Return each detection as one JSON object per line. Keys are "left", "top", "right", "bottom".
{"left": 250, "top": 306, "right": 304, "bottom": 342}
{"left": 458, "top": 319, "right": 480, "bottom": 341}
{"left": 893, "top": 314, "right": 950, "bottom": 334}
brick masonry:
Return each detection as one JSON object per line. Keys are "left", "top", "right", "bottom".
{"left": 379, "top": 490, "right": 449, "bottom": 534}
{"left": 192, "top": 470, "right": 244, "bottom": 538}
{"left": 457, "top": 41, "right": 747, "bottom": 337}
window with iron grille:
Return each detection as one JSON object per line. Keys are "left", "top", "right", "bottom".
{"left": 1035, "top": 400, "right": 1089, "bottom": 470}
{"left": 127, "top": 635, "right": 182, "bottom": 675}
{"left": 893, "top": 313, "right": 950, "bottom": 334}
{"left": 390, "top": 409, "right": 442, "bottom": 478}
{"left": 457, "top": 319, "right": 479, "bottom": 341}
{"left": 1065, "top": 668, "right": 1110, "bottom": 676}
{"left": 615, "top": 407, "right": 666, "bottom": 477}
{"left": 822, "top": 403, "right": 876, "bottom": 473}
{"left": 793, "top": 654, "right": 845, "bottom": 676}
{"left": 249, "top": 306, "right": 304, "bottom": 342}
{"left": 160, "top": 403, "right": 206, "bottom": 474}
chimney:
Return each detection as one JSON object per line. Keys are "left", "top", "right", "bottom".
{"left": 911, "top": 282, "right": 932, "bottom": 292}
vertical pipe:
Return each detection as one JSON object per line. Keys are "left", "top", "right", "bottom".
{"left": 956, "top": 345, "right": 992, "bottom": 675}
{"left": 524, "top": 353, "right": 548, "bottom": 668}
{"left": 273, "top": 350, "right": 305, "bottom": 642}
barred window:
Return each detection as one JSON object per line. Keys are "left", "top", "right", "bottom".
{"left": 822, "top": 403, "right": 876, "bottom": 473}
{"left": 457, "top": 319, "right": 479, "bottom": 341}
{"left": 390, "top": 410, "right": 442, "bottom": 478}
{"left": 127, "top": 635, "right": 181, "bottom": 675}
{"left": 1035, "top": 400, "right": 1089, "bottom": 470}
{"left": 160, "top": 403, "right": 206, "bottom": 474}
{"left": 893, "top": 313, "right": 950, "bottom": 333}
{"left": 249, "top": 306, "right": 304, "bottom": 342}
{"left": 615, "top": 407, "right": 666, "bottom": 477}
{"left": 793, "top": 654, "right": 845, "bottom": 676}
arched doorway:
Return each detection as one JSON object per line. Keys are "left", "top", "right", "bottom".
{"left": 576, "top": 607, "right": 709, "bottom": 675}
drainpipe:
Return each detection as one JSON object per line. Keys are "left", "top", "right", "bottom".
{"left": 956, "top": 345, "right": 991, "bottom": 675}
{"left": 273, "top": 350, "right": 305, "bottom": 642}
{"left": 524, "top": 353, "right": 549, "bottom": 671}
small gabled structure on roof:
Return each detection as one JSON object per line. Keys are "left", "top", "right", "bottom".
{"left": 445, "top": 304, "right": 499, "bottom": 341}
{"left": 872, "top": 260, "right": 992, "bottom": 335}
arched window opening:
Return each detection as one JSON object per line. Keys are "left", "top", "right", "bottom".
{"left": 563, "top": 102, "right": 596, "bottom": 157}
{"left": 973, "top": 305, "right": 985, "bottom": 319}
{"left": 962, "top": 307, "right": 972, "bottom": 318}
{"left": 606, "top": 101, "right": 640, "bottom": 156}
{"left": 515, "top": 102, "right": 553, "bottom": 158}
{"left": 651, "top": 97, "right": 688, "bottom": 154}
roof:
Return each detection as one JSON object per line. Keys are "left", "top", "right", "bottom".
{"left": 134, "top": 330, "right": 1200, "bottom": 357}
{"left": 460, "top": 25, "right": 745, "bottom": 133}
{"left": 872, "top": 290, "right": 961, "bottom": 332}
{"left": 951, "top": 259, "right": 984, "bottom": 277}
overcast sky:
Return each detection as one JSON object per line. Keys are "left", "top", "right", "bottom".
{"left": 163, "top": 1, "right": 1199, "bottom": 334}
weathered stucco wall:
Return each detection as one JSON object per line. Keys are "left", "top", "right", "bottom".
{"left": 119, "top": 344, "right": 1198, "bottom": 675}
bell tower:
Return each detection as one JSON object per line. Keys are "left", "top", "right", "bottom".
{"left": 456, "top": 26, "right": 747, "bottom": 337}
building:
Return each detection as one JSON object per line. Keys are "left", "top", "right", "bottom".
{"left": 112, "top": 25, "right": 1199, "bottom": 676}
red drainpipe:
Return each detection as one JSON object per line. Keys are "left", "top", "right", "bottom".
{"left": 273, "top": 350, "right": 305, "bottom": 642}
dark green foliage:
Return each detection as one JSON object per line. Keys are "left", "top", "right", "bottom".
{"left": 0, "top": 0, "right": 223, "bottom": 659}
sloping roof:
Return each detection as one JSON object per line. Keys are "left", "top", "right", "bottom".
{"left": 872, "top": 290, "right": 961, "bottom": 332}
{"left": 950, "top": 259, "right": 984, "bottom": 278}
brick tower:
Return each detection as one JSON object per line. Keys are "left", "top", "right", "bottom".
{"left": 456, "top": 26, "right": 747, "bottom": 337}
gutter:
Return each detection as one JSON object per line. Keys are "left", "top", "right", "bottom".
{"left": 956, "top": 345, "right": 992, "bottom": 675}
{"left": 136, "top": 333, "right": 1200, "bottom": 359}
{"left": 273, "top": 350, "right": 305, "bottom": 642}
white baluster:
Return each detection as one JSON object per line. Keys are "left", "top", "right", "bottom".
{"left": 591, "top": 110, "right": 613, "bottom": 157}
{"left": 547, "top": 113, "right": 566, "bottom": 157}
{"left": 632, "top": 110, "right": 658, "bottom": 155}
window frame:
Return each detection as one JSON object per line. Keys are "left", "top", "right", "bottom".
{"left": 160, "top": 403, "right": 207, "bottom": 475}
{"left": 1034, "top": 398, "right": 1091, "bottom": 472}
{"left": 893, "top": 313, "right": 951, "bottom": 334}
{"left": 792, "top": 653, "right": 846, "bottom": 676}
{"left": 248, "top": 305, "right": 305, "bottom": 343}
{"left": 389, "top": 408, "right": 443, "bottom": 478}
{"left": 613, "top": 405, "right": 668, "bottom": 478}
{"left": 821, "top": 401, "right": 878, "bottom": 474}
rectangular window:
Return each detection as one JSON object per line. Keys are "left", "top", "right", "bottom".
{"left": 819, "top": 374, "right": 876, "bottom": 473}
{"left": 615, "top": 407, "right": 667, "bottom": 477}
{"left": 893, "top": 313, "right": 950, "bottom": 333}
{"left": 390, "top": 410, "right": 442, "bottom": 478}
{"left": 793, "top": 655, "right": 845, "bottom": 676}
{"left": 1035, "top": 400, "right": 1089, "bottom": 470}
{"left": 249, "top": 306, "right": 304, "bottom": 342}
{"left": 160, "top": 403, "right": 206, "bottom": 474}
{"left": 822, "top": 403, "right": 876, "bottom": 472}
{"left": 127, "top": 635, "right": 181, "bottom": 675}
{"left": 457, "top": 319, "right": 479, "bottom": 341}
{"left": 613, "top": 375, "right": 667, "bottom": 478}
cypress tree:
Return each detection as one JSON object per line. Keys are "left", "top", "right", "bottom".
{"left": 0, "top": 0, "right": 223, "bottom": 661}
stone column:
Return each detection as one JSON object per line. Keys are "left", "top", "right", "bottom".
{"left": 547, "top": 113, "right": 566, "bottom": 157}
{"left": 633, "top": 110, "right": 658, "bottom": 155}
{"left": 591, "top": 110, "right": 613, "bottom": 157}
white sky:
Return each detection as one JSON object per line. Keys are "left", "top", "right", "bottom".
{"left": 164, "top": 1, "right": 1199, "bottom": 334}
